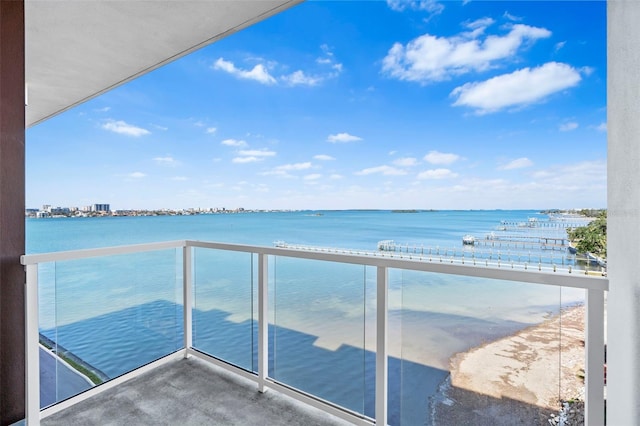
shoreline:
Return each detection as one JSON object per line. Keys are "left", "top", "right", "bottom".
{"left": 39, "top": 345, "right": 94, "bottom": 408}
{"left": 40, "top": 333, "right": 109, "bottom": 384}
{"left": 430, "top": 305, "right": 586, "bottom": 425}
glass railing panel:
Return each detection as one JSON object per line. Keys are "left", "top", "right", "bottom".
{"left": 270, "top": 256, "right": 374, "bottom": 417}
{"left": 39, "top": 248, "right": 182, "bottom": 408}
{"left": 389, "top": 269, "right": 583, "bottom": 425}
{"left": 192, "top": 248, "right": 256, "bottom": 372}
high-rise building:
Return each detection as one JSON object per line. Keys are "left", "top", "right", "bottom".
{"left": 93, "top": 204, "right": 110, "bottom": 213}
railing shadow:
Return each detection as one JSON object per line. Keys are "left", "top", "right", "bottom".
{"left": 41, "top": 299, "right": 566, "bottom": 425}
{"left": 430, "top": 380, "right": 557, "bottom": 425}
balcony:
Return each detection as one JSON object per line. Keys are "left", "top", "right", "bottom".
{"left": 21, "top": 240, "right": 608, "bottom": 425}
{"left": 40, "top": 356, "right": 350, "bottom": 426}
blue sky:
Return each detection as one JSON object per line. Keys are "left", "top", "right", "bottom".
{"left": 26, "top": 0, "right": 606, "bottom": 211}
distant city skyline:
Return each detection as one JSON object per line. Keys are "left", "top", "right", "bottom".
{"left": 26, "top": 1, "right": 606, "bottom": 210}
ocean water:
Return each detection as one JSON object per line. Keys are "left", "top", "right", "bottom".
{"left": 28, "top": 210, "right": 585, "bottom": 424}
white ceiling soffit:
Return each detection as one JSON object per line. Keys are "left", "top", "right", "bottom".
{"left": 25, "top": 0, "right": 301, "bottom": 127}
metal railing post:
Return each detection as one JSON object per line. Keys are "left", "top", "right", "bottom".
{"left": 258, "top": 253, "right": 269, "bottom": 393}
{"left": 25, "top": 263, "right": 40, "bottom": 426}
{"left": 183, "top": 244, "right": 193, "bottom": 354}
{"left": 376, "top": 266, "right": 388, "bottom": 426}
{"left": 585, "top": 288, "right": 605, "bottom": 426}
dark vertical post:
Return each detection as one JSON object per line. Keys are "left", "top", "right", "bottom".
{"left": 0, "top": 1, "right": 26, "bottom": 424}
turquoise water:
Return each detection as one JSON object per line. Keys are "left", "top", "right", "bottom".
{"left": 28, "top": 210, "right": 584, "bottom": 424}
{"left": 27, "top": 209, "right": 541, "bottom": 253}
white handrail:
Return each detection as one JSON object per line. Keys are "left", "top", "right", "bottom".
{"left": 21, "top": 239, "right": 609, "bottom": 291}
{"left": 187, "top": 240, "right": 608, "bottom": 290}
{"left": 21, "top": 240, "right": 186, "bottom": 265}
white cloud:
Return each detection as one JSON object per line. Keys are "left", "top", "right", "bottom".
{"left": 503, "top": 12, "right": 522, "bottom": 21}
{"left": 221, "top": 139, "right": 247, "bottom": 147}
{"left": 417, "top": 168, "right": 458, "bottom": 179}
{"left": 214, "top": 46, "right": 341, "bottom": 89}
{"left": 595, "top": 122, "right": 607, "bottom": 132}
{"left": 393, "top": 157, "right": 418, "bottom": 167}
{"left": 555, "top": 41, "right": 566, "bottom": 52}
{"left": 101, "top": 120, "right": 150, "bottom": 137}
{"left": 260, "top": 161, "right": 313, "bottom": 179}
{"left": 128, "top": 172, "right": 146, "bottom": 178}
{"left": 499, "top": 157, "right": 533, "bottom": 170}
{"left": 213, "top": 58, "right": 276, "bottom": 85}
{"left": 530, "top": 160, "right": 606, "bottom": 188}
{"left": 171, "top": 176, "right": 188, "bottom": 181}
{"left": 153, "top": 156, "right": 179, "bottom": 167}
{"left": 232, "top": 156, "right": 261, "bottom": 164}
{"left": 316, "top": 44, "right": 343, "bottom": 76}
{"left": 330, "top": 174, "right": 343, "bottom": 180}
{"left": 355, "top": 165, "right": 407, "bottom": 176}
{"left": 580, "top": 66, "right": 595, "bottom": 76}
{"left": 327, "top": 132, "right": 362, "bottom": 143}
{"left": 232, "top": 149, "right": 276, "bottom": 164}
{"left": 559, "top": 122, "right": 579, "bottom": 132}
{"left": 320, "top": 44, "right": 334, "bottom": 57}
{"left": 206, "top": 127, "right": 217, "bottom": 134}
{"left": 462, "top": 18, "right": 495, "bottom": 37}
{"left": 424, "top": 151, "right": 460, "bottom": 165}
{"left": 276, "top": 162, "right": 312, "bottom": 171}
{"left": 304, "top": 174, "right": 323, "bottom": 181}
{"left": 451, "top": 62, "right": 582, "bottom": 114}
{"left": 95, "top": 106, "right": 111, "bottom": 112}
{"left": 386, "top": 0, "right": 444, "bottom": 17}
{"left": 260, "top": 170, "right": 297, "bottom": 179}
{"left": 314, "top": 154, "right": 335, "bottom": 161}
{"left": 238, "top": 149, "right": 276, "bottom": 157}
{"left": 151, "top": 123, "right": 168, "bottom": 131}
{"left": 281, "top": 70, "right": 323, "bottom": 87}
{"left": 382, "top": 23, "right": 551, "bottom": 84}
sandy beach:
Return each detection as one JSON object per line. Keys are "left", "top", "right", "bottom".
{"left": 430, "top": 305, "right": 586, "bottom": 425}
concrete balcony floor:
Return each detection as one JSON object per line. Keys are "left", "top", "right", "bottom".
{"left": 41, "top": 357, "right": 353, "bottom": 426}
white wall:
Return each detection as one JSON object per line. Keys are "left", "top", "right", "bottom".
{"left": 607, "top": 1, "right": 640, "bottom": 424}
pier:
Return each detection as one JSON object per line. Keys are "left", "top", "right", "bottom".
{"left": 477, "top": 234, "right": 568, "bottom": 251}
{"left": 273, "top": 240, "right": 605, "bottom": 275}
{"left": 273, "top": 215, "right": 606, "bottom": 274}
{"left": 498, "top": 220, "right": 586, "bottom": 229}
{"left": 376, "top": 240, "right": 578, "bottom": 266}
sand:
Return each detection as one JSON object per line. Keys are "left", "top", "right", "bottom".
{"left": 430, "top": 306, "right": 586, "bottom": 425}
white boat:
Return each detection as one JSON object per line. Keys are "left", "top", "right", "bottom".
{"left": 377, "top": 240, "right": 395, "bottom": 251}
{"left": 462, "top": 235, "right": 476, "bottom": 245}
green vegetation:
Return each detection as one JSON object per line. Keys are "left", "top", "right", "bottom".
{"left": 577, "top": 208, "right": 605, "bottom": 218}
{"left": 567, "top": 210, "right": 607, "bottom": 258}
{"left": 62, "top": 357, "right": 104, "bottom": 385}
{"left": 39, "top": 338, "right": 104, "bottom": 385}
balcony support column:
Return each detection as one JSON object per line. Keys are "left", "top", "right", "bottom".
{"left": 608, "top": 1, "right": 640, "bottom": 423}
{"left": 585, "top": 289, "right": 605, "bottom": 426}
{"left": 25, "top": 265, "right": 40, "bottom": 426}
{"left": 0, "top": 1, "right": 26, "bottom": 424}
{"left": 183, "top": 245, "right": 193, "bottom": 353}
{"left": 258, "top": 253, "right": 268, "bottom": 393}
{"left": 376, "top": 266, "right": 388, "bottom": 426}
